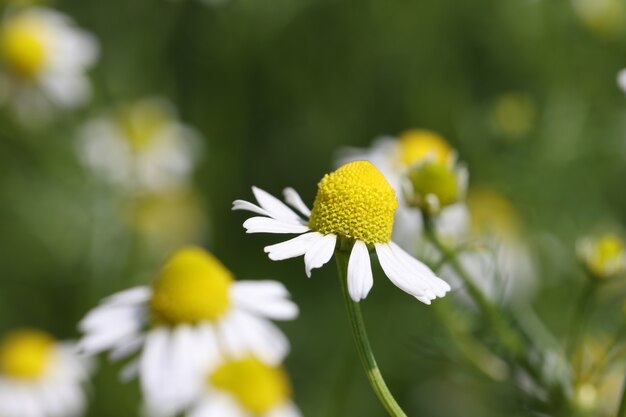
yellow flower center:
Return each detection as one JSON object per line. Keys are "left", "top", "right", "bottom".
{"left": 0, "top": 14, "right": 48, "bottom": 79}
{"left": 150, "top": 247, "right": 233, "bottom": 325}
{"left": 407, "top": 161, "right": 459, "bottom": 209}
{"left": 397, "top": 129, "right": 453, "bottom": 167}
{"left": 587, "top": 234, "right": 625, "bottom": 278}
{"left": 210, "top": 357, "right": 291, "bottom": 415}
{"left": 118, "top": 101, "right": 171, "bottom": 152}
{"left": 0, "top": 329, "right": 55, "bottom": 379}
{"left": 309, "top": 161, "right": 397, "bottom": 244}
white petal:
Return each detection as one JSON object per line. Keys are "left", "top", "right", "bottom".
{"left": 188, "top": 395, "right": 246, "bottom": 417}
{"left": 282, "top": 187, "right": 311, "bottom": 217}
{"left": 252, "top": 186, "right": 304, "bottom": 222}
{"left": 389, "top": 242, "right": 451, "bottom": 297}
{"left": 231, "top": 281, "right": 299, "bottom": 320}
{"left": 243, "top": 217, "right": 310, "bottom": 234}
{"left": 375, "top": 243, "right": 434, "bottom": 303}
{"left": 232, "top": 312, "right": 290, "bottom": 365}
{"left": 108, "top": 335, "right": 145, "bottom": 361}
{"left": 101, "top": 286, "right": 152, "bottom": 306}
{"left": 264, "top": 232, "right": 323, "bottom": 261}
{"left": 140, "top": 328, "right": 172, "bottom": 413}
{"left": 347, "top": 241, "right": 374, "bottom": 302}
{"left": 266, "top": 403, "right": 303, "bottom": 417}
{"left": 232, "top": 199, "right": 271, "bottom": 217}
{"left": 304, "top": 234, "right": 337, "bottom": 277}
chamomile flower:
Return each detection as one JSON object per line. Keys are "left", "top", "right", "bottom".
{"left": 188, "top": 355, "right": 301, "bottom": 417}
{"left": 0, "top": 329, "right": 91, "bottom": 417}
{"left": 233, "top": 160, "right": 450, "bottom": 303}
{"left": 0, "top": 7, "right": 98, "bottom": 123}
{"left": 577, "top": 233, "right": 626, "bottom": 279}
{"left": 76, "top": 98, "right": 200, "bottom": 192}
{"left": 78, "top": 246, "right": 298, "bottom": 416}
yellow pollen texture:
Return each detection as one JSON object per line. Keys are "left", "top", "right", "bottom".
{"left": 309, "top": 161, "right": 397, "bottom": 244}
{"left": 0, "top": 329, "right": 55, "bottom": 379}
{"left": 0, "top": 15, "right": 48, "bottom": 79}
{"left": 397, "top": 129, "right": 452, "bottom": 167}
{"left": 210, "top": 357, "right": 291, "bottom": 414}
{"left": 150, "top": 246, "right": 233, "bottom": 325}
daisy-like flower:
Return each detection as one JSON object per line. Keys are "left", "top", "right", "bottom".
{"left": 577, "top": 233, "right": 626, "bottom": 279}
{"left": 0, "top": 7, "right": 98, "bottom": 123}
{"left": 0, "top": 328, "right": 91, "bottom": 417}
{"left": 78, "top": 246, "right": 298, "bottom": 416}
{"left": 189, "top": 354, "right": 301, "bottom": 417}
{"left": 233, "top": 160, "right": 451, "bottom": 303}
{"left": 76, "top": 98, "right": 200, "bottom": 192}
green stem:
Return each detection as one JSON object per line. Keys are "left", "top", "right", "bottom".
{"left": 618, "top": 374, "right": 626, "bottom": 417}
{"left": 334, "top": 253, "right": 408, "bottom": 417}
{"left": 566, "top": 280, "right": 597, "bottom": 360}
{"left": 422, "top": 215, "right": 524, "bottom": 357}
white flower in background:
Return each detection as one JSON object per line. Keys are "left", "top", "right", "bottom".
{"left": 233, "top": 160, "right": 450, "bottom": 304}
{"left": 577, "top": 233, "right": 626, "bottom": 279}
{"left": 189, "top": 355, "right": 301, "bottom": 417}
{"left": 78, "top": 246, "right": 298, "bottom": 417}
{"left": 0, "top": 329, "right": 92, "bottom": 417}
{"left": 76, "top": 98, "right": 200, "bottom": 192}
{"left": 439, "top": 188, "right": 536, "bottom": 304}
{"left": 0, "top": 7, "right": 98, "bottom": 123}
{"left": 337, "top": 129, "right": 467, "bottom": 253}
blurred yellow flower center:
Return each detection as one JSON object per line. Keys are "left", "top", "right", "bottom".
{"left": 210, "top": 357, "right": 291, "bottom": 414}
{"left": 119, "top": 101, "right": 170, "bottom": 151}
{"left": 0, "top": 15, "right": 48, "bottom": 79}
{"left": 0, "top": 329, "right": 54, "bottom": 379}
{"left": 587, "top": 234, "right": 625, "bottom": 277}
{"left": 309, "top": 161, "right": 397, "bottom": 244}
{"left": 407, "top": 161, "right": 458, "bottom": 208}
{"left": 150, "top": 247, "right": 233, "bottom": 325}
{"left": 467, "top": 188, "right": 519, "bottom": 238}
{"left": 397, "top": 129, "right": 452, "bottom": 167}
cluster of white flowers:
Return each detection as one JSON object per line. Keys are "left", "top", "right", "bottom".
{"left": 79, "top": 246, "right": 302, "bottom": 417}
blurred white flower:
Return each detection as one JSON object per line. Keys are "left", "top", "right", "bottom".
{"left": 440, "top": 188, "right": 536, "bottom": 304}
{"left": 233, "top": 161, "right": 450, "bottom": 304}
{"left": 188, "top": 355, "right": 301, "bottom": 417}
{"left": 0, "top": 7, "right": 98, "bottom": 124}
{"left": 0, "top": 329, "right": 92, "bottom": 417}
{"left": 78, "top": 246, "right": 298, "bottom": 417}
{"left": 76, "top": 98, "right": 200, "bottom": 192}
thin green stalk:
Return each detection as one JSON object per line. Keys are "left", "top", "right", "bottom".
{"left": 618, "top": 374, "right": 626, "bottom": 417}
{"left": 422, "top": 215, "right": 524, "bottom": 357}
{"left": 335, "top": 253, "right": 408, "bottom": 417}
{"left": 566, "top": 280, "right": 597, "bottom": 359}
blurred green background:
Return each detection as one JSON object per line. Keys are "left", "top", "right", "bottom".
{"left": 1, "top": 0, "right": 626, "bottom": 415}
